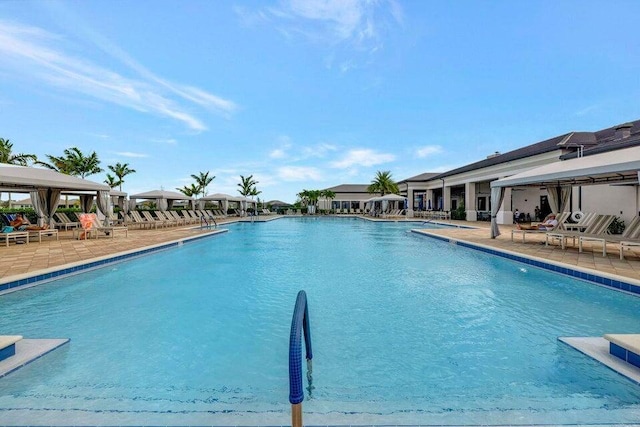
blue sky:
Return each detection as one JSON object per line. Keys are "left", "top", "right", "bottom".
{"left": 1, "top": 1, "right": 640, "bottom": 203}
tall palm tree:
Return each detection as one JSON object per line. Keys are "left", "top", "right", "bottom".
{"left": 0, "top": 138, "right": 39, "bottom": 208}
{"left": 108, "top": 162, "right": 136, "bottom": 191}
{"left": 191, "top": 171, "right": 215, "bottom": 198}
{"left": 104, "top": 174, "right": 121, "bottom": 189}
{"left": 237, "top": 175, "right": 259, "bottom": 197}
{"left": 320, "top": 189, "right": 336, "bottom": 211}
{"left": 368, "top": 170, "right": 399, "bottom": 196}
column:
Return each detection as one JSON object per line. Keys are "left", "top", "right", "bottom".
{"left": 426, "top": 189, "right": 434, "bottom": 210}
{"left": 465, "top": 182, "right": 477, "bottom": 222}
{"left": 443, "top": 185, "right": 451, "bottom": 211}
{"left": 406, "top": 187, "right": 414, "bottom": 217}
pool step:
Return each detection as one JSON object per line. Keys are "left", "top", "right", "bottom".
{"left": 0, "top": 338, "right": 70, "bottom": 379}
{"left": 0, "top": 335, "right": 22, "bottom": 362}
{"left": 604, "top": 334, "right": 640, "bottom": 369}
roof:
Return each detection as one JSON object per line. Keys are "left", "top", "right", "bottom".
{"left": 398, "top": 172, "right": 439, "bottom": 183}
{"left": 424, "top": 133, "right": 572, "bottom": 181}
{"left": 323, "top": 184, "right": 369, "bottom": 193}
{"left": 491, "top": 145, "right": 640, "bottom": 188}
{"left": 0, "top": 164, "right": 110, "bottom": 192}
{"left": 266, "top": 200, "right": 292, "bottom": 206}
{"left": 129, "top": 190, "right": 192, "bottom": 200}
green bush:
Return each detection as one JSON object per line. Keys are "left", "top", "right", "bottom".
{"left": 451, "top": 202, "right": 466, "bottom": 220}
{"left": 608, "top": 216, "right": 625, "bottom": 235}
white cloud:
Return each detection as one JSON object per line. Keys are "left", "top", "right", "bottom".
{"left": 114, "top": 151, "right": 149, "bottom": 158}
{"left": 416, "top": 145, "right": 443, "bottom": 158}
{"left": 244, "top": 0, "right": 403, "bottom": 73}
{"left": 0, "top": 20, "right": 237, "bottom": 132}
{"left": 300, "top": 142, "right": 337, "bottom": 158}
{"left": 277, "top": 166, "right": 323, "bottom": 181}
{"left": 330, "top": 148, "right": 395, "bottom": 168}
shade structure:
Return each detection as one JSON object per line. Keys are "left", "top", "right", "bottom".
{"left": 0, "top": 164, "right": 110, "bottom": 226}
{"left": 199, "top": 193, "right": 237, "bottom": 215}
{"left": 0, "top": 164, "right": 110, "bottom": 192}
{"left": 491, "top": 146, "right": 640, "bottom": 188}
{"left": 129, "top": 190, "right": 193, "bottom": 211}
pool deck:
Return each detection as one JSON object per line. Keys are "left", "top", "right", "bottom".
{"left": 0, "top": 216, "right": 639, "bottom": 285}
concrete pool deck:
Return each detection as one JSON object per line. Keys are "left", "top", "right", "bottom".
{"left": 0, "top": 216, "right": 639, "bottom": 285}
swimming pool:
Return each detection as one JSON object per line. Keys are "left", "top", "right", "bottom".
{"left": 1, "top": 217, "right": 640, "bottom": 425}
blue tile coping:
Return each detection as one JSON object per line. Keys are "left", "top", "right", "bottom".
{"left": 605, "top": 334, "right": 640, "bottom": 369}
{"left": 412, "top": 229, "right": 640, "bottom": 297}
{"left": 0, "top": 336, "right": 21, "bottom": 362}
{"left": 0, "top": 228, "right": 229, "bottom": 295}
{"left": 0, "top": 338, "right": 70, "bottom": 379}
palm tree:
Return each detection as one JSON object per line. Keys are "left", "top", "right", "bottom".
{"left": 297, "top": 189, "right": 322, "bottom": 214}
{"left": 104, "top": 174, "right": 121, "bottom": 189}
{"left": 42, "top": 147, "right": 103, "bottom": 178}
{"left": 108, "top": 162, "right": 136, "bottom": 191}
{"left": 237, "top": 175, "right": 259, "bottom": 197}
{"left": 320, "top": 189, "right": 336, "bottom": 212}
{"left": 176, "top": 183, "right": 200, "bottom": 198}
{"left": 368, "top": 170, "right": 399, "bottom": 196}
{"left": 191, "top": 171, "right": 215, "bottom": 198}
{"left": 0, "top": 138, "right": 39, "bottom": 208}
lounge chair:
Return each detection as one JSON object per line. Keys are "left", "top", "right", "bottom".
{"left": 546, "top": 214, "right": 615, "bottom": 249}
{"left": 564, "top": 212, "right": 596, "bottom": 232}
{"left": 54, "top": 212, "right": 80, "bottom": 231}
{"left": 28, "top": 227, "right": 59, "bottom": 243}
{"left": 167, "top": 210, "right": 187, "bottom": 226}
{"left": 155, "top": 211, "right": 178, "bottom": 227}
{"left": 0, "top": 225, "right": 29, "bottom": 246}
{"left": 578, "top": 215, "right": 640, "bottom": 257}
{"left": 130, "top": 211, "right": 159, "bottom": 229}
{"left": 511, "top": 212, "right": 570, "bottom": 243}
{"left": 74, "top": 213, "right": 127, "bottom": 239}
{"left": 142, "top": 211, "right": 168, "bottom": 228}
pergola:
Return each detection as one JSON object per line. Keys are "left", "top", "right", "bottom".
{"left": 0, "top": 163, "right": 110, "bottom": 226}
{"left": 129, "top": 190, "right": 193, "bottom": 211}
{"left": 489, "top": 145, "right": 640, "bottom": 238}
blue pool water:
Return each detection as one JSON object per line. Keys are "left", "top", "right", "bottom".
{"left": 1, "top": 217, "right": 640, "bottom": 425}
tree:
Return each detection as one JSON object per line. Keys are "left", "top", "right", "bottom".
{"left": 191, "top": 171, "right": 214, "bottom": 198}
{"left": 42, "top": 147, "right": 103, "bottom": 178}
{"left": 297, "top": 189, "right": 322, "bottom": 214}
{"left": 237, "top": 175, "right": 259, "bottom": 197}
{"left": 176, "top": 183, "right": 200, "bottom": 198}
{"left": 108, "top": 162, "right": 136, "bottom": 191}
{"left": 104, "top": 174, "right": 121, "bottom": 189}
{"left": 0, "top": 138, "right": 39, "bottom": 208}
{"left": 368, "top": 170, "right": 399, "bottom": 196}
{"left": 320, "top": 189, "right": 336, "bottom": 212}
{"left": 0, "top": 138, "right": 37, "bottom": 166}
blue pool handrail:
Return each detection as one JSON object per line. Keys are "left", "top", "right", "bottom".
{"left": 289, "top": 290, "right": 313, "bottom": 427}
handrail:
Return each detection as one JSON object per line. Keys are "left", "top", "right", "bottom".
{"left": 289, "top": 290, "right": 313, "bottom": 427}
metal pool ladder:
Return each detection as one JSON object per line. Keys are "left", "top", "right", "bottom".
{"left": 289, "top": 290, "right": 313, "bottom": 427}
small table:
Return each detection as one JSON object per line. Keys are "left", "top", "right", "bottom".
{"left": 2, "top": 231, "right": 29, "bottom": 247}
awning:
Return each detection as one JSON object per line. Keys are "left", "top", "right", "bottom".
{"left": 491, "top": 146, "right": 640, "bottom": 188}
{"left": 0, "top": 163, "right": 110, "bottom": 191}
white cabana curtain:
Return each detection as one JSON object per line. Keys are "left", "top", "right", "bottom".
{"left": 546, "top": 185, "right": 572, "bottom": 214}
{"left": 129, "top": 199, "right": 137, "bottom": 212}
{"left": 80, "top": 195, "right": 93, "bottom": 213}
{"left": 490, "top": 186, "right": 505, "bottom": 239}
{"left": 96, "top": 190, "right": 111, "bottom": 226}
{"left": 30, "top": 188, "right": 61, "bottom": 226}
{"left": 157, "top": 199, "right": 168, "bottom": 212}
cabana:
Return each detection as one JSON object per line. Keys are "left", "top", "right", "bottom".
{"left": 0, "top": 164, "right": 110, "bottom": 226}
{"left": 129, "top": 190, "right": 193, "bottom": 212}
{"left": 489, "top": 145, "right": 640, "bottom": 238}
{"left": 199, "top": 193, "right": 236, "bottom": 215}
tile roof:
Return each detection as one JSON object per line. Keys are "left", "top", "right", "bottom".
{"left": 323, "top": 184, "right": 370, "bottom": 193}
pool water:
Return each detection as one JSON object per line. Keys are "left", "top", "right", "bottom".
{"left": 1, "top": 217, "right": 640, "bottom": 425}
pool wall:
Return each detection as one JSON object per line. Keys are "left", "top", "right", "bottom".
{"left": 0, "top": 229, "right": 228, "bottom": 295}
{"left": 413, "top": 229, "right": 640, "bottom": 297}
